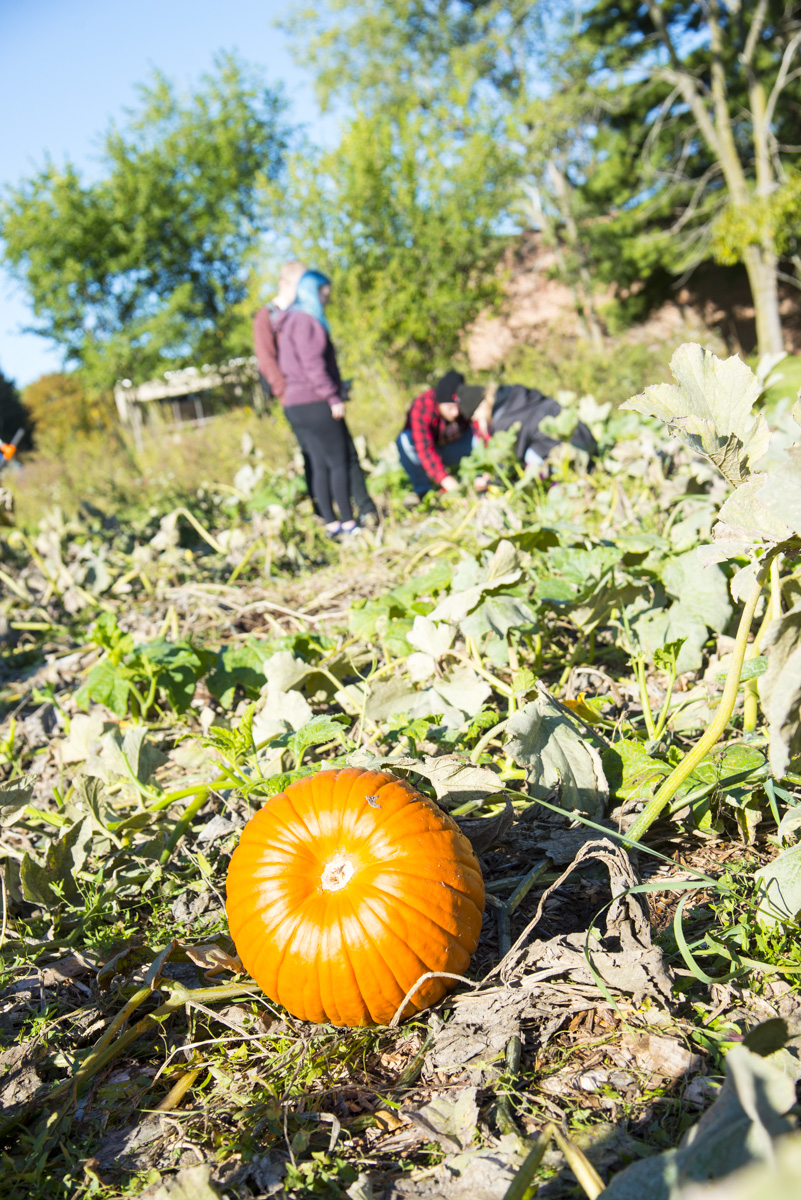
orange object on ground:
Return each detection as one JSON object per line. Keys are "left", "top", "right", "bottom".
{"left": 226, "top": 767, "right": 485, "bottom": 1026}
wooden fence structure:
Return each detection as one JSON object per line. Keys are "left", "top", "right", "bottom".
{"left": 114, "top": 357, "right": 264, "bottom": 448}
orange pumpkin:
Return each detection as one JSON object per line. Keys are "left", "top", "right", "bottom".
{"left": 226, "top": 766, "right": 485, "bottom": 1026}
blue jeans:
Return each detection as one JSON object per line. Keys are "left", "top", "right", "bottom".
{"left": 396, "top": 429, "right": 478, "bottom": 495}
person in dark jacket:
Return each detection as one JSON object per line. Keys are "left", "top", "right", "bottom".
{"left": 490, "top": 385, "right": 597, "bottom": 468}
{"left": 274, "top": 271, "right": 358, "bottom": 537}
{"left": 252, "top": 262, "right": 377, "bottom": 524}
{"left": 397, "top": 370, "right": 490, "bottom": 496}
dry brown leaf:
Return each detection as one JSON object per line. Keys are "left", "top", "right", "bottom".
{"left": 182, "top": 943, "right": 242, "bottom": 978}
{"left": 621, "top": 1030, "right": 704, "bottom": 1080}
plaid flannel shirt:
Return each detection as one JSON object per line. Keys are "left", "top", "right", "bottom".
{"left": 404, "top": 388, "right": 488, "bottom": 486}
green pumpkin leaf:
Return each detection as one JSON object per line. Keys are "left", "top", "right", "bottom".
{"left": 506, "top": 688, "right": 608, "bottom": 817}
{"left": 622, "top": 344, "right": 770, "bottom": 485}
{"left": 755, "top": 844, "right": 801, "bottom": 929}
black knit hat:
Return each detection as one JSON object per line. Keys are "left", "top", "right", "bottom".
{"left": 434, "top": 370, "right": 465, "bottom": 406}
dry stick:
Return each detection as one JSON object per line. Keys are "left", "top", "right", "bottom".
{"left": 154, "top": 1065, "right": 205, "bottom": 1113}
{"left": 170, "top": 508, "right": 227, "bottom": 555}
{"left": 496, "top": 860, "right": 551, "bottom": 958}
{"left": 624, "top": 563, "right": 767, "bottom": 848}
{"left": 388, "top": 972, "right": 479, "bottom": 1028}
{"left": 0, "top": 566, "right": 32, "bottom": 602}
{"left": 0, "top": 866, "right": 8, "bottom": 953}
{"left": 484, "top": 841, "right": 616, "bottom": 984}
{"left": 236, "top": 599, "right": 321, "bottom": 627}
{"left": 502, "top": 1123, "right": 604, "bottom": 1200}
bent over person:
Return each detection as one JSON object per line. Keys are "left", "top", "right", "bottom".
{"left": 397, "top": 370, "right": 489, "bottom": 496}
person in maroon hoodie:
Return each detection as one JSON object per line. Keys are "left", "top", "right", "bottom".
{"left": 252, "top": 260, "right": 306, "bottom": 401}
{"left": 274, "top": 270, "right": 358, "bottom": 537}
{"left": 253, "top": 263, "right": 378, "bottom": 526}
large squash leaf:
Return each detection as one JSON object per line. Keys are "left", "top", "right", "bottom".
{"left": 505, "top": 687, "right": 607, "bottom": 817}
{"left": 758, "top": 602, "right": 801, "bottom": 777}
{"left": 622, "top": 344, "right": 770, "bottom": 485}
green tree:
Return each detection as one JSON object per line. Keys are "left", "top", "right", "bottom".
{"left": 279, "top": 104, "right": 515, "bottom": 383}
{"left": 294, "top": 0, "right": 801, "bottom": 356}
{"left": 285, "top": 0, "right": 541, "bottom": 114}
{"left": 287, "top": 0, "right": 616, "bottom": 351}
{"left": 21, "top": 373, "right": 114, "bottom": 455}
{"left": 1, "top": 54, "right": 289, "bottom": 393}
{"left": 579, "top": 0, "right": 801, "bottom": 355}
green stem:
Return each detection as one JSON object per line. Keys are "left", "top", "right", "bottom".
{"left": 470, "top": 717, "right": 510, "bottom": 763}
{"left": 742, "top": 677, "right": 759, "bottom": 734}
{"left": 145, "top": 778, "right": 227, "bottom": 813}
{"left": 744, "top": 555, "right": 782, "bottom": 734}
{"left": 141, "top": 671, "right": 159, "bottom": 716}
{"left": 24, "top": 804, "right": 68, "bottom": 829}
{"left": 557, "top": 634, "right": 585, "bottom": 693}
{"left": 624, "top": 567, "right": 766, "bottom": 848}
{"left": 653, "top": 665, "right": 677, "bottom": 741}
{"left": 635, "top": 657, "right": 657, "bottom": 740}
{"left": 159, "top": 790, "right": 210, "bottom": 865}
{"left": 227, "top": 536, "right": 264, "bottom": 585}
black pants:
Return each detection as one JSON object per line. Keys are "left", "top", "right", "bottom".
{"left": 285, "top": 402, "right": 353, "bottom": 525}
{"left": 302, "top": 429, "right": 376, "bottom": 518}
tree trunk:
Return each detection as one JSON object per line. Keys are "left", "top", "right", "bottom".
{"left": 656, "top": 0, "right": 787, "bottom": 358}
{"left": 746, "top": 78, "right": 786, "bottom": 356}
{"left": 742, "top": 243, "right": 785, "bottom": 356}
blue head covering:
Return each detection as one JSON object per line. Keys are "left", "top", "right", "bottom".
{"left": 291, "top": 270, "right": 331, "bottom": 331}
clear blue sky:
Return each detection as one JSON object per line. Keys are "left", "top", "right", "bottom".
{"left": 0, "top": 0, "right": 329, "bottom": 387}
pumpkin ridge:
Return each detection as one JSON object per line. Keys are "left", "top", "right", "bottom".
{"left": 363, "top": 887, "right": 477, "bottom": 965}
{"left": 368, "top": 878, "right": 482, "bottom": 932}
{"left": 315, "top": 912, "right": 342, "bottom": 1025}
{"left": 357, "top": 891, "right": 434, "bottom": 981}
{"left": 335, "top": 903, "right": 378, "bottom": 1024}
{"left": 367, "top": 865, "right": 484, "bottom": 899}
{"left": 239, "top": 900, "right": 305, "bottom": 988}
{"left": 357, "top": 800, "right": 469, "bottom": 850}
{"left": 234, "top": 889, "right": 306, "bottom": 940}
{"left": 350, "top": 897, "right": 424, "bottom": 1008}
{"left": 276, "top": 912, "right": 323, "bottom": 1018}
{"left": 282, "top": 790, "right": 326, "bottom": 849}
{"left": 364, "top": 864, "right": 482, "bottom": 892}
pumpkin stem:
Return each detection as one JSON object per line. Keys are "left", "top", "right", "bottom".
{"left": 321, "top": 855, "right": 355, "bottom": 892}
